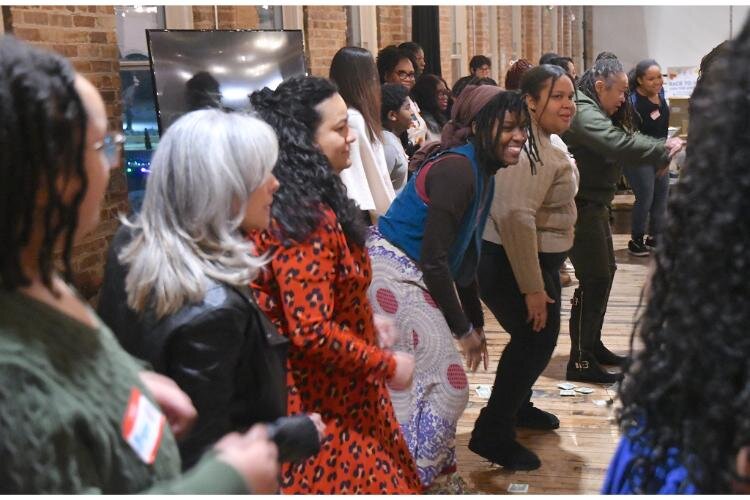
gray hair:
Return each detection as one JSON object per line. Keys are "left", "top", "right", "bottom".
{"left": 119, "top": 109, "right": 278, "bottom": 318}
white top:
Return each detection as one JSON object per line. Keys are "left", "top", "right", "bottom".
{"left": 339, "top": 108, "right": 395, "bottom": 217}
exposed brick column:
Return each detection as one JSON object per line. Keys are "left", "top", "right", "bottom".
{"left": 521, "top": 6, "right": 541, "bottom": 64}
{"left": 541, "top": 7, "right": 553, "bottom": 56}
{"left": 304, "top": 6, "right": 347, "bottom": 77}
{"left": 377, "top": 6, "right": 410, "bottom": 48}
{"left": 7, "top": 5, "right": 125, "bottom": 300}
{"left": 497, "top": 6, "right": 513, "bottom": 87}
{"left": 439, "top": 6, "right": 453, "bottom": 84}
{"left": 191, "top": 6, "right": 259, "bottom": 29}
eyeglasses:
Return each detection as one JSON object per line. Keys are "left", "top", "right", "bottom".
{"left": 396, "top": 70, "right": 416, "bottom": 81}
{"left": 92, "top": 132, "right": 125, "bottom": 169}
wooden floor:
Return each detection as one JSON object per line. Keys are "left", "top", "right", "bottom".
{"left": 456, "top": 233, "right": 649, "bottom": 494}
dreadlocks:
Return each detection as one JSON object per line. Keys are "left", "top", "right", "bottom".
{"left": 0, "top": 36, "right": 88, "bottom": 292}
{"left": 577, "top": 56, "right": 636, "bottom": 132}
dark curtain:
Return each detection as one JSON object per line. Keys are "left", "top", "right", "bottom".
{"left": 412, "top": 6, "right": 441, "bottom": 77}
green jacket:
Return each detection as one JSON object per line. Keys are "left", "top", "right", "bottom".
{"left": 562, "top": 92, "right": 668, "bottom": 206}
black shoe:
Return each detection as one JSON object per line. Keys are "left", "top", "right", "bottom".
{"left": 644, "top": 236, "right": 657, "bottom": 250}
{"left": 628, "top": 238, "right": 649, "bottom": 257}
{"left": 468, "top": 436, "right": 541, "bottom": 471}
{"left": 516, "top": 405, "right": 560, "bottom": 430}
{"left": 594, "top": 341, "right": 628, "bottom": 367}
{"left": 566, "top": 354, "right": 623, "bottom": 384}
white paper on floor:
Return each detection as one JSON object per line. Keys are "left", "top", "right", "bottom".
{"left": 508, "top": 483, "right": 529, "bottom": 494}
{"left": 575, "top": 386, "right": 594, "bottom": 394}
{"left": 475, "top": 385, "right": 492, "bottom": 399}
{"left": 557, "top": 382, "right": 576, "bottom": 390}
{"left": 560, "top": 389, "right": 577, "bottom": 396}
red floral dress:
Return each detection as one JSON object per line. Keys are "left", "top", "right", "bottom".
{"left": 249, "top": 207, "right": 420, "bottom": 494}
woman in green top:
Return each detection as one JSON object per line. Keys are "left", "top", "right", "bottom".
{"left": 0, "top": 36, "right": 277, "bottom": 494}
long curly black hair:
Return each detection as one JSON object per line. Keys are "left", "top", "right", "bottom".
{"left": 410, "top": 73, "right": 450, "bottom": 129}
{"left": 0, "top": 36, "right": 88, "bottom": 292}
{"left": 249, "top": 76, "right": 367, "bottom": 247}
{"left": 617, "top": 22, "right": 750, "bottom": 493}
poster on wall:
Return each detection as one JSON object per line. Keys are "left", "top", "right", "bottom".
{"left": 664, "top": 66, "right": 699, "bottom": 99}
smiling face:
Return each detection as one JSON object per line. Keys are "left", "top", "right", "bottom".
{"left": 386, "top": 58, "right": 416, "bottom": 91}
{"left": 595, "top": 71, "right": 628, "bottom": 116}
{"left": 528, "top": 75, "right": 576, "bottom": 135}
{"left": 436, "top": 81, "right": 450, "bottom": 112}
{"left": 313, "top": 93, "right": 356, "bottom": 173}
{"left": 637, "top": 64, "right": 663, "bottom": 97}
{"left": 494, "top": 111, "right": 528, "bottom": 165}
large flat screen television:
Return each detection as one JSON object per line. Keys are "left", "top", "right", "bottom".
{"left": 146, "top": 29, "right": 306, "bottom": 132}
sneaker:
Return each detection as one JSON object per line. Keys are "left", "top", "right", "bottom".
{"left": 644, "top": 236, "right": 657, "bottom": 250}
{"left": 628, "top": 238, "right": 650, "bottom": 257}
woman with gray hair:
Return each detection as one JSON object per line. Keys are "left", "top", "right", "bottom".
{"left": 98, "top": 109, "right": 324, "bottom": 470}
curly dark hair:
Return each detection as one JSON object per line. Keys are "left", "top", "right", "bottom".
{"left": 617, "top": 25, "right": 750, "bottom": 493}
{"left": 504, "top": 58, "right": 533, "bottom": 91}
{"left": 376, "top": 45, "right": 415, "bottom": 84}
{"left": 380, "top": 83, "right": 409, "bottom": 127}
{"left": 249, "top": 76, "right": 367, "bottom": 247}
{"left": 0, "top": 36, "right": 88, "bottom": 292}
{"left": 452, "top": 75, "right": 497, "bottom": 99}
{"left": 410, "top": 73, "right": 450, "bottom": 129}
{"left": 469, "top": 54, "right": 491, "bottom": 72}
{"left": 577, "top": 56, "right": 636, "bottom": 132}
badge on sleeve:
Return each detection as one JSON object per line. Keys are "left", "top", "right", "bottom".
{"left": 650, "top": 109, "right": 661, "bottom": 121}
{"left": 121, "top": 387, "right": 165, "bottom": 464}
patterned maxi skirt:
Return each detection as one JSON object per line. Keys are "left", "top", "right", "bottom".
{"left": 366, "top": 227, "right": 470, "bottom": 488}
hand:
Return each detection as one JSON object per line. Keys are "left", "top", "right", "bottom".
{"left": 373, "top": 314, "right": 399, "bottom": 349}
{"left": 665, "top": 137, "right": 685, "bottom": 159}
{"left": 215, "top": 425, "right": 279, "bottom": 494}
{"left": 388, "top": 351, "right": 415, "bottom": 391}
{"left": 525, "top": 291, "right": 555, "bottom": 332}
{"left": 458, "top": 328, "right": 487, "bottom": 373}
{"left": 307, "top": 412, "right": 327, "bottom": 442}
{"left": 139, "top": 371, "right": 197, "bottom": 441}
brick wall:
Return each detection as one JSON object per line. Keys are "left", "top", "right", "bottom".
{"left": 192, "top": 6, "right": 259, "bottom": 30}
{"left": 582, "top": 6, "right": 592, "bottom": 70}
{"left": 377, "top": 6, "right": 410, "bottom": 48}
{"left": 467, "top": 6, "right": 490, "bottom": 61}
{"left": 497, "top": 6, "right": 513, "bottom": 87}
{"left": 522, "top": 6, "right": 541, "bottom": 64}
{"left": 7, "top": 5, "right": 125, "bottom": 300}
{"left": 439, "top": 6, "right": 453, "bottom": 84}
{"left": 304, "top": 6, "right": 347, "bottom": 77}
{"left": 541, "top": 7, "right": 553, "bottom": 55}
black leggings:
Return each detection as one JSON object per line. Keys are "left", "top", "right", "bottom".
{"left": 473, "top": 240, "right": 567, "bottom": 441}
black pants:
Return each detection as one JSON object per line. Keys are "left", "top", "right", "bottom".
{"left": 568, "top": 202, "right": 617, "bottom": 362}
{"left": 472, "top": 240, "right": 567, "bottom": 441}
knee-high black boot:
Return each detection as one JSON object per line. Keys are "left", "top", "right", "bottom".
{"left": 592, "top": 275, "right": 628, "bottom": 366}
{"left": 567, "top": 283, "right": 623, "bottom": 384}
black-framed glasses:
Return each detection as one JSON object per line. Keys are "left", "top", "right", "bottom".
{"left": 93, "top": 132, "right": 125, "bottom": 169}
{"left": 396, "top": 70, "right": 416, "bottom": 81}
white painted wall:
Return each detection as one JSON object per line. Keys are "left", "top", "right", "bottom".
{"left": 592, "top": 6, "right": 750, "bottom": 71}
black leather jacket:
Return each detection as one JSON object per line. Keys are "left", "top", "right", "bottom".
{"left": 98, "top": 226, "right": 318, "bottom": 469}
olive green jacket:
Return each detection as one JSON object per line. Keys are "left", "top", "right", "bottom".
{"left": 562, "top": 92, "right": 668, "bottom": 206}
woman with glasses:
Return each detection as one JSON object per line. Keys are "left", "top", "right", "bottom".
{"left": 0, "top": 36, "right": 279, "bottom": 494}
{"left": 377, "top": 45, "right": 428, "bottom": 155}
{"left": 329, "top": 47, "right": 395, "bottom": 222}
{"left": 410, "top": 74, "right": 452, "bottom": 142}
{"left": 97, "top": 108, "right": 324, "bottom": 471}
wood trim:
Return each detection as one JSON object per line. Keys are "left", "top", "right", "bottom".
{"left": 282, "top": 5, "right": 304, "bottom": 30}
{"left": 359, "top": 5, "right": 378, "bottom": 54}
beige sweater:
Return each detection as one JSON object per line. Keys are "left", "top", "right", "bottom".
{"left": 483, "top": 122, "right": 578, "bottom": 294}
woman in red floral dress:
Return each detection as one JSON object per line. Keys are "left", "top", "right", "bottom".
{"left": 248, "top": 76, "right": 420, "bottom": 494}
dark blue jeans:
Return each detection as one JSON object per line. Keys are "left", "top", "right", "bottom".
{"left": 623, "top": 164, "right": 669, "bottom": 240}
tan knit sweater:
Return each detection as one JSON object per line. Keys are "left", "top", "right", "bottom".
{"left": 483, "top": 121, "right": 578, "bottom": 294}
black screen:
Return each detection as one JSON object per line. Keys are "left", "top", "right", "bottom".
{"left": 147, "top": 29, "right": 306, "bottom": 132}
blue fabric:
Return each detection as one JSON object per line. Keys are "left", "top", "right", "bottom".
{"left": 378, "top": 142, "right": 493, "bottom": 279}
{"left": 623, "top": 163, "right": 669, "bottom": 240}
{"left": 602, "top": 432, "right": 698, "bottom": 494}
